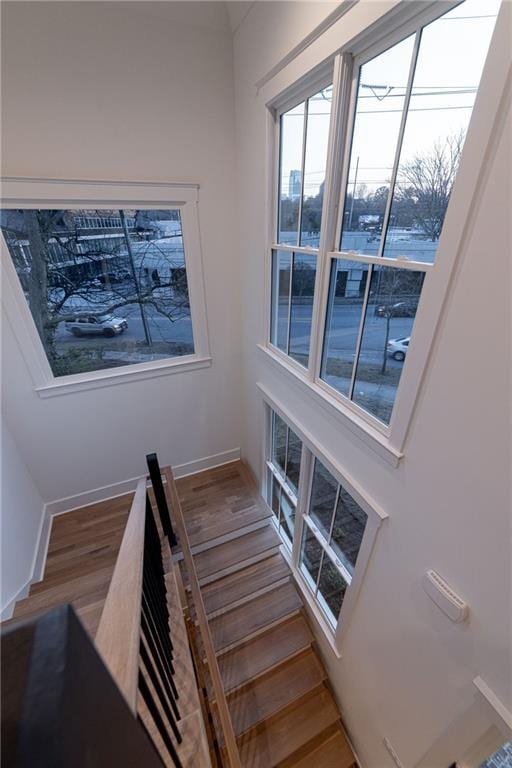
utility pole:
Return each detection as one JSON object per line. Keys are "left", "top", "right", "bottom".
{"left": 348, "top": 155, "right": 360, "bottom": 231}
{"left": 120, "top": 210, "right": 152, "bottom": 346}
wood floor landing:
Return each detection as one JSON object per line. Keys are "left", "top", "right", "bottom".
{"left": 10, "top": 494, "right": 133, "bottom": 637}
{"left": 176, "top": 461, "right": 356, "bottom": 768}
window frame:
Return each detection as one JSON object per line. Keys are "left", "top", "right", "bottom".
{"left": 260, "top": 385, "right": 387, "bottom": 653}
{"left": 264, "top": 0, "right": 506, "bottom": 461}
{"left": 0, "top": 177, "right": 211, "bottom": 397}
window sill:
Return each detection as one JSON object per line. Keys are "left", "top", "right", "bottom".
{"left": 258, "top": 344, "right": 403, "bottom": 467}
{"left": 35, "top": 355, "right": 212, "bottom": 398}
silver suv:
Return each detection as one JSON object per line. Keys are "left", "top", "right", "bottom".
{"left": 65, "top": 312, "right": 128, "bottom": 337}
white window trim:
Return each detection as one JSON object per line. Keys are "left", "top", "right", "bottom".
{"left": 259, "top": 383, "right": 388, "bottom": 654}
{"left": 264, "top": 0, "right": 509, "bottom": 459}
{"left": 0, "top": 177, "right": 211, "bottom": 397}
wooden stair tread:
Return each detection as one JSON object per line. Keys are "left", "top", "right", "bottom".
{"left": 217, "top": 614, "right": 313, "bottom": 693}
{"left": 210, "top": 582, "right": 302, "bottom": 653}
{"left": 227, "top": 649, "right": 325, "bottom": 737}
{"left": 202, "top": 553, "right": 290, "bottom": 615}
{"left": 177, "top": 462, "right": 271, "bottom": 548}
{"left": 193, "top": 524, "right": 281, "bottom": 582}
{"left": 238, "top": 686, "right": 340, "bottom": 768}
{"left": 279, "top": 726, "right": 356, "bottom": 768}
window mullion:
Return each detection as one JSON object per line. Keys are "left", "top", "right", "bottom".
{"left": 348, "top": 262, "right": 374, "bottom": 401}
{"left": 296, "top": 98, "right": 309, "bottom": 247}
{"left": 327, "top": 484, "right": 341, "bottom": 544}
{"left": 309, "top": 53, "right": 354, "bottom": 383}
{"left": 286, "top": 252, "right": 294, "bottom": 355}
{"left": 375, "top": 29, "right": 423, "bottom": 260}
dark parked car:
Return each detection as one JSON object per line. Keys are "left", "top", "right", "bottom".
{"left": 375, "top": 300, "right": 417, "bottom": 318}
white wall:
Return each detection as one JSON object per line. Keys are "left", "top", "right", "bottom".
{"left": 232, "top": 2, "right": 511, "bottom": 766}
{"left": 1, "top": 419, "right": 44, "bottom": 617}
{"left": 1, "top": 2, "right": 241, "bottom": 502}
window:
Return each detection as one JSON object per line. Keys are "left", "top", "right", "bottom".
{"left": 1, "top": 180, "right": 210, "bottom": 393}
{"left": 270, "top": 84, "right": 333, "bottom": 368}
{"left": 268, "top": 0, "right": 501, "bottom": 443}
{"left": 266, "top": 410, "right": 303, "bottom": 547}
{"left": 299, "top": 457, "right": 368, "bottom": 627}
{"left": 263, "top": 397, "right": 385, "bottom": 642}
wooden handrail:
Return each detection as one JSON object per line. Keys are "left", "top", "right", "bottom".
{"left": 162, "top": 466, "right": 242, "bottom": 768}
{"left": 95, "top": 477, "right": 147, "bottom": 713}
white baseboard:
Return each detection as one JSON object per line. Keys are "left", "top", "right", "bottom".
{"left": 5, "top": 447, "right": 242, "bottom": 618}
{"left": 0, "top": 578, "right": 32, "bottom": 621}
{"left": 172, "top": 448, "right": 240, "bottom": 479}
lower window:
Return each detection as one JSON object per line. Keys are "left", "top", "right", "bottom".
{"left": 266, "top": 411, "right": 303, "bottom": 547}
{"left": 0, "top": 208, "right": 195, "bottom": 377}
{"left": 299, "top": 457, "right": 368, "bottom": 628}
{"left": 265, "top": 404, "right": 378, "bottom": 634}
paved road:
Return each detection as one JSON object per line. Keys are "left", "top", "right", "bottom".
{"left": 278, "top": 301, "right": 414, "bottom": 366}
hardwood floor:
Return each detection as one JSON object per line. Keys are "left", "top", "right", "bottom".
{"left": 176, "top": 461, "right": 356, "bottom": 768}
{"left": 11, "top": 494, "right": 133, "bottom": 637}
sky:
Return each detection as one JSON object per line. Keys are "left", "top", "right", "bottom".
{"left": 279, "top": 0, "right": 501, "bottom": 202}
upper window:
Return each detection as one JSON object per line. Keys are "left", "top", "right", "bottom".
{"left": 268, "top": 0, "right": 501, "bottom": 439}
{"left": 1, "top": 208, "right": 195, "bottom": 377}
{"left": 270, "top": 84, "right": 333, "bottom": 369}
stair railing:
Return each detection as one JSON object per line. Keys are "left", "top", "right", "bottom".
{"left": 95, "top": 477, "right": 184, "bottom": 768}
{"left": 162, "top": 464, "right": 242, "bottom": 768}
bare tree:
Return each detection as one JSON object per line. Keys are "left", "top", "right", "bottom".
{"left": 1, "top": 209, "right": 191, "bottom": 372}
{"left": 396, "top": 131, "right": 465, "bottom": 241}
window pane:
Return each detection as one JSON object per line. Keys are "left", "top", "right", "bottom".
{"left": 353, "top": 266, "right": 425, "bottom": 424}
{"left": 286, "top": 427, "right": 302, "bottom": 494}
{"left": 300, "top": 86, "right": 333, "bottom": 248}
{"left": 339, "top": 35, "right": 415, "bottom": 255}
{"left": 300, "top": 525, "right": 323, "bottom": 587}
{"left": 271, "top": 412, "right": 288, "bottom": 477}
{"left": 480, "top": 741, "right": 512, "bottom": 768}
{"left": 309, "top": 459, "right": 338, "bottom": 538}
{"left": 317, "top": 556, "right": 348, "bottom": 625}
{"left": 279, "top": 491, "right": 295, "bottom": 544}
{"left": 278, "top": 103, "right": 305, "bottom": 245}
{"left": 383, "top": 0, "right": 500, "bottom": 262}
{"left": 270, "top": 475, "right": 281, "bottom": 521}
{"left": 270, "top": 250, "right": 291, "bottom": 352}
{"left": 330, "top": 487, "right": 368, "bottom": 573}
{"left": 289, "top": 253, "right": 316, "bottom": 367}
{"left": 321, "top": 259, "right": 369, "bottom": 396}
{"left": 0, "top": 209, "right": 194, "bottom": 377}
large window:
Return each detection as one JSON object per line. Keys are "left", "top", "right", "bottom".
{"left": 268, "top": 0, "right": 501, "bottom": 438}
{"left": 264, "top": 400, "right": 384, "bottom": 640}
{"left": 1, "top": 208, "right": 194, "bottom": 377}
{"left": 1, "top": 179, "right": 210, "bottom": 392}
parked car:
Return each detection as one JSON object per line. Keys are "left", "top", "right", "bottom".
{"left": 387, "top": 336, "right": 409, "bottom": 361}
{"left": 65, "top": 313, "right": 128, "bottom": 337}
{"left": 375, "top": 300, "right": 417, "bottom": 318}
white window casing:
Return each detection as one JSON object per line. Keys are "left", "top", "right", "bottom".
{"left": 0, "top": 178, "right": 211, "bottom": 397}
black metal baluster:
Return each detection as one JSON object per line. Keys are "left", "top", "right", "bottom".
{"left": 140, "top": 643, "right": 182, "bottom": 744}
{"left": 141, "top": 598, "right": 180, "bottom": 707}
{"left": 139, "top": 673, "right": 183, "bottom": 768}
{"left": 146, "top": 453, "right": 177, "bottom": 547}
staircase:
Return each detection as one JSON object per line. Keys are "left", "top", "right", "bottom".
{"left": 175, "top": 462, "right": 357, "bottom": 768}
